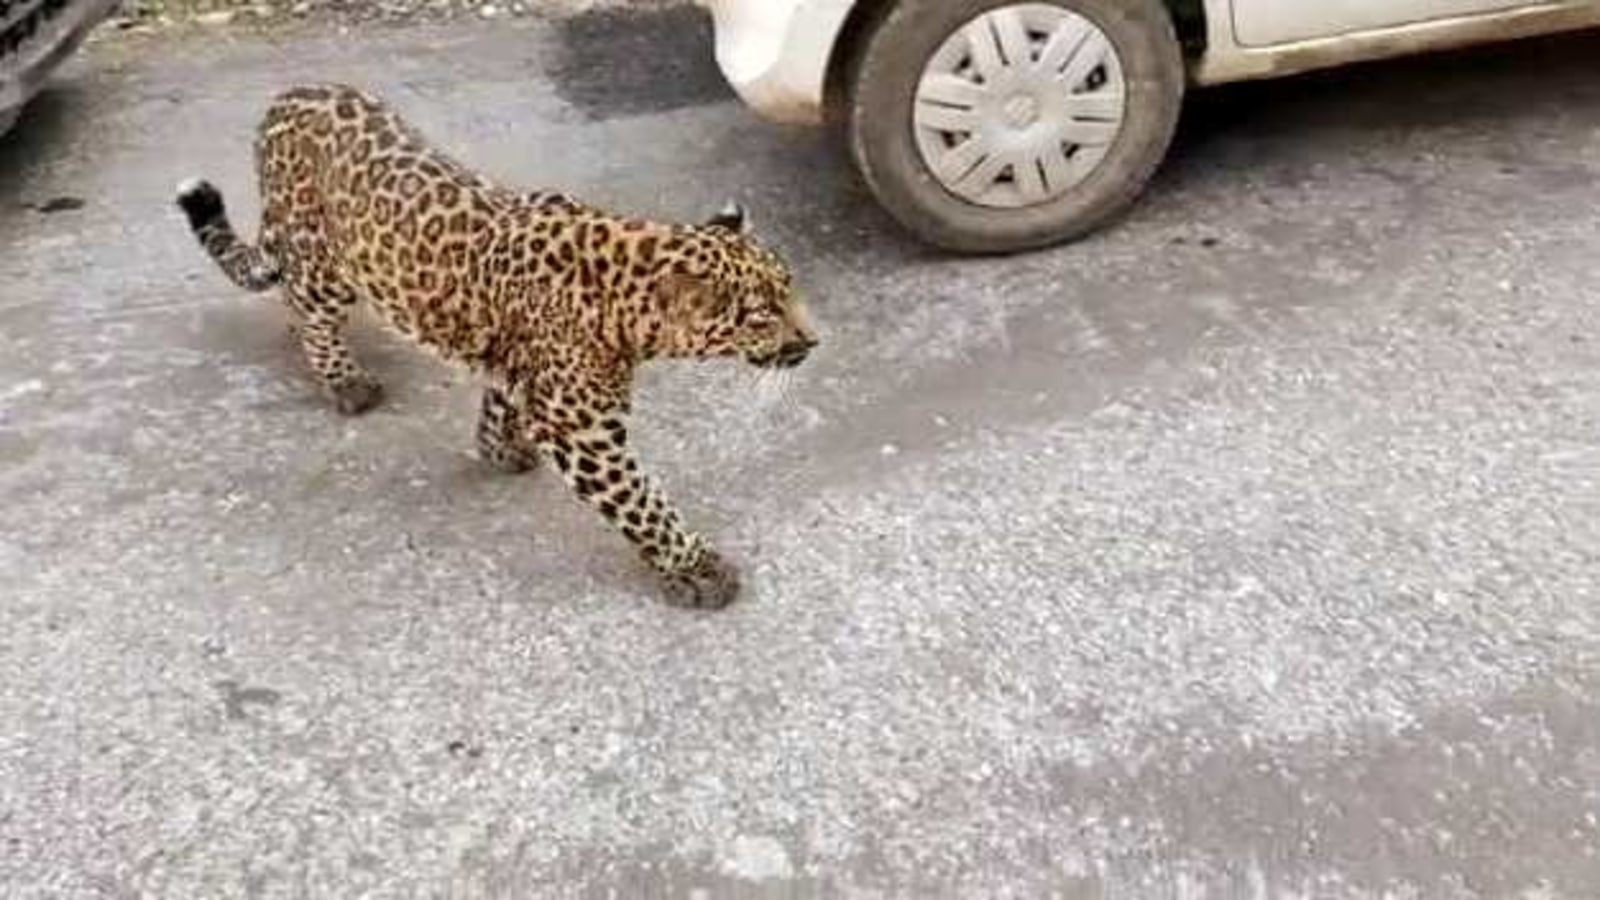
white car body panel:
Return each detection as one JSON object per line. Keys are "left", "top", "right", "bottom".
{"left": 700, "top": 0, "right": 1600, "bottom": 123}
{"left": 1198, "top": 0, "right": 1600, "bottom": 84}
{"left": 1232, "top": 0, "right": 1535, "bottom": 46}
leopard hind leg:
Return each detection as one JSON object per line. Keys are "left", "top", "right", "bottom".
{"left": 282, "top": 271, "right": 384, "bottom": 416}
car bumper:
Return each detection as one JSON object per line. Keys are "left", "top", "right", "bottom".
{"left": 0, "top": 0, "right": 120, "bottom": 135}
{"left": 696, "top": 0, "right": 856, "bottom": 125}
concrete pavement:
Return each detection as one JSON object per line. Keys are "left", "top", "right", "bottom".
{"left": 1, "top": 14, "right": 1598, "bottom": 897}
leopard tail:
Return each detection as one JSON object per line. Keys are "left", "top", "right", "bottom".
{"left": 175, "top": 178, "right": 280, "bottom": 291}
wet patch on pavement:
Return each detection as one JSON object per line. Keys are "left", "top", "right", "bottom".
{"left": 548, "top": 5, "right": 731, "bottom": 120}
{"left": 21, "top": 196, "right": 86, "bottom": 214}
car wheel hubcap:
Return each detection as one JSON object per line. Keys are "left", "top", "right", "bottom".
{"left": 913, "top": 3, "right": 1128, "bottom": 209}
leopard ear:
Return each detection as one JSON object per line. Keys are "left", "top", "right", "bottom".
{"left": 657, "top": 271, "right": 730, "bottom": 316}
{"left": 705, "top": 201, "right": 751, "bottom": 235}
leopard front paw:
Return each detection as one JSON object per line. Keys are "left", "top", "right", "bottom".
{"left": 478, "top": 442, "right": 541, "bottom": 475}
{"left": 331, "top": 377, "right": 385, "bottom": 416}
{"left": 659, "top": 548, "right": 741, "bottom": 610}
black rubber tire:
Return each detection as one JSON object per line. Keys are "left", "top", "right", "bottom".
{"left": 846, "top": 0, "right": 1186, "bottom": 254}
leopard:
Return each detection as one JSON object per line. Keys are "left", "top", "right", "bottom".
{"left": 175, "top": 83, "right": 818, "bottom": 609}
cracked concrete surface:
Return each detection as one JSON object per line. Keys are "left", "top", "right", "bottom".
{"left": 1, "top": 15, "right": 1598, "bottom": 898}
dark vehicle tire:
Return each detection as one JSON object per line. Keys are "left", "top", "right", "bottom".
{"left": 846, "top": 0, "right": 1185, "bottom": 253}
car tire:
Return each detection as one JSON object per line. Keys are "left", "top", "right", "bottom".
{"left": 846, "top": 0, "right": 1185, "bottom": 253}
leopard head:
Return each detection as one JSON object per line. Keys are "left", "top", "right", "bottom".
{"left": 653, "top": 203, "right": 818, "bottom": 369}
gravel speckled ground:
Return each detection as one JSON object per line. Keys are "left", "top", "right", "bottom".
{"left": 2, "top": 14, "right": 1598, "bottom": 897}
{"left": 105, "top": 0, "right": 672, "bottom": 32}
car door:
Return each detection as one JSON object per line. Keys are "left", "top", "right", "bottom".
{"left": 1229, "top": 0, "right": 1538, "bottom": 46}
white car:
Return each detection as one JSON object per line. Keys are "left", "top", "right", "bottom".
{"left": 698, "top": 0, "right": 1600, "bottom": 252}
